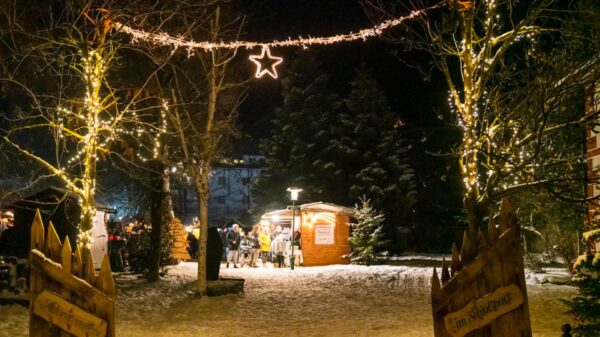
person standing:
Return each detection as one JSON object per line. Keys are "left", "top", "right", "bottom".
{"left": 248, "top": 225, "right": 261, "bottom": 267}
{"left": 292, "top": 230, "right": 302, "bottom": 266}
{"left": 109, "top": 224, "right": 125, "bottom": 272}
{"left": 272, "top": 225, "right": 282, "bottom": 241}
{"left": 259, "top": 226, "right": 272, "bottom": 266}
{"left": 270, "top": 231, "right": 288, "bottom": 268}
{"left": 226, "top": 224, "right": 241, "bottom": 268}
{"left": 219, "top": 225, "right": 229, "bottom": 262}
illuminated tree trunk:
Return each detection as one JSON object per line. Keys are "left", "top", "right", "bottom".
{"left": 79, "top": 49, "right": 105, "bottom": 248}
{"left": 454, "top": 2, "right": 482, "bottom": 235}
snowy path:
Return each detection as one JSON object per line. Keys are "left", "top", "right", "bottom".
{"left": 0, "top": 262, "right": 575, "bottom": 336}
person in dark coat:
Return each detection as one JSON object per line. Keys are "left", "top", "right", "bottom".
{"left": 219, "top": 225, "right": 228, "bottom": 262}
{"left": 226, "top": 224, "right": 241, "bottom": 268}
{"left": 0, "top": 226, "right": 17, "bottom": 257}
{"left": 187, "top": 232, "right": 199, "bottom": 260}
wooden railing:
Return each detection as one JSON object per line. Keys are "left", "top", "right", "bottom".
{"left": 431, "top": 199, "right": 532, "bottom": 337}
{"left": 29, "top": 209, "right": 115, "bottom": 337}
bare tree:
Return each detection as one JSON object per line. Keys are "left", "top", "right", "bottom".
{"left": 0, "top": 1, "right": 168, "bottom": 250}
{"left": 363, "top": 0, "right": 600, "bottom": 233}
{"left": 121, "top": 3, "right": 247, "bottom": 294}
{"left": 168, "top": 7, "right": 246, "bottom": 296}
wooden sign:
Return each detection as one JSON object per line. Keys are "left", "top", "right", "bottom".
{"left": 33, "top": 290, "right": 108, "bottom": 337}
{"left": 444, "top": 284, "right": 524, "bottom": 337}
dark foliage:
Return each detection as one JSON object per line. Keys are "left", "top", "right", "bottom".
{"left": 256, "top": 54, "right": 417, "bottom": 252}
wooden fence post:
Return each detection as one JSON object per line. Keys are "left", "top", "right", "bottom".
{"left": 29, "top": 209, "right": 46, "bottom": 337}
{"left": 28, "top": 209, "right": 116, "bottom": 337}
{"left": 430, "top": 199, "right": 532, "bottom": 337}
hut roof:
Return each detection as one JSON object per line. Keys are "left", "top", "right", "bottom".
{"left": 261, "top": 202, "right": 353, "bottom": 219}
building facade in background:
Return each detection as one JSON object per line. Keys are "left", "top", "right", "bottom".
{"left": 587, "top": 83, "right": 600, "bottom": 224}
{"left": 172, "top": 155, "right": 265, "bottom": 227}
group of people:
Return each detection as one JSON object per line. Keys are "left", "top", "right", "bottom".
{"left": 107, "top": 223, "right": 127, "bottom": 272}
{"left": 219, "top": 223, "right": 302, "bottom": 268}
{"left": 107, "top": 220, "right": 165, "bottom": 274}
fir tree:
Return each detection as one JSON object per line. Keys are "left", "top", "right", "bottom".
{"left": 348, "top": 197, "right": 387, "bottom": 265}
{"left": 256, "top": 61, "right": 416, "bottom": 252}
{"left": 255, "top": 52, "right": 342, "bottom": 208}
{"left": 340, "top": 66, "right": 416, "bottom": 240}
{"left": 564, "top": 218, "right": 600, "bottom": 336}
{"left": 128, "top": 221, "right": 174, "bottom": 277}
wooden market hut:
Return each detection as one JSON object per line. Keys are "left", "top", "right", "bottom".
{"left": 2, "top": 186, "right": 114, "bottom": 268}
{"left": 261, "top": 202, "right": 353, "bottom": 266}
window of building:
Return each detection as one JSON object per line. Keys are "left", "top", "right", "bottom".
{"left": 217, "top": 176, "right": 226, "bottom": 186}
{"left": 216, "top": 196, "right": 226, "bottom": 204}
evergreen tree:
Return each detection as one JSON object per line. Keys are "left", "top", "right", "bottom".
{"left": 348, "top": 197, "right": 387, "bottom": 265}
{"left": 256, "top": 60, "right": 416, "bottom": 252}
{"left": 339, "top": 66, "right": 416, "bottom": 243}
{"left": 564, "top": 218, "right": 600, "bottom": 336}
{"left": 256, "top": 52, "right": 342, "bottom": 208}
{"left": 127, "top": 221, "right": 174, "bottom": 277}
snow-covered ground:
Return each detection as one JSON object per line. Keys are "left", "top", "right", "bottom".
{"left": 0, "top": 262, "right": 575, "bottom": 337}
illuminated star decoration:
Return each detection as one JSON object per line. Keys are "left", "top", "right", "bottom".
{"left": 249, "top": 46, "right": 283, "bottom": 79}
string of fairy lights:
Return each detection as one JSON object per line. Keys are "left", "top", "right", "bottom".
{"left": 112, "top": 6, "right": 438, "bottom": 79}
{"left": 52, "top": 3, "right": 448, "bottom": 240}
{"left": 114, "top": 8, "right": 427, "bottom": 50}
{"left": 54, "top": 4, "right": 440, "bottom": 196}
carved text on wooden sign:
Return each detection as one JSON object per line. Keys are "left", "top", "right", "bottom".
{"left": 444, "top": 284, "right": 524, "bottom": 337}
{"left": 33, "top": 290, "right": 108, "bottom": 337}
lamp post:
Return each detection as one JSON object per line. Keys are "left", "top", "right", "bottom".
{"left": 287, "top": 187, "right": 302, "bottom": 270}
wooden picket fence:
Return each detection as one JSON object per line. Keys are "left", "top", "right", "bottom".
{"left": 29, "top": 209, "right": 116, "bottom": 337}
{"left": 431, "top": 199, "right": 532, "bottom": 337}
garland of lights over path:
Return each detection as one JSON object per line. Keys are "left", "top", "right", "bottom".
{"left": 113, "top": 3, "right": 444, "bottom": 79}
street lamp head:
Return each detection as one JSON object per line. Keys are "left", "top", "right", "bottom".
{"left": 287, "top": 187, "right": 303, "bottom": 201}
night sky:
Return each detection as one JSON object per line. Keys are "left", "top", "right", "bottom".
{"left": 231, "top": 0, "right": 464, "bottom": 240}
{"left": 231, "top": 0, "right": 450, "bottom": 153}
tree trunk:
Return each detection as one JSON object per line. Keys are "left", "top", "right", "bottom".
{"left": 79, "top": 48, "right": 102, "bottom": 253}
{"left": 163, "top": 168, "right": 175, "bottom": 219}
{"left": 464, "top": 189, "right": 482, "bottom": 237}
{"left": 195, "top": 168, "right": 210, "bottom": 296}
{"left": 195, "top": 11, "right": 220, "bottom": 295}
{"left": 147, "top": 164, "right": 166, "bottom": 282}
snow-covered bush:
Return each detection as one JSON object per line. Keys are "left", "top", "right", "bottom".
{"left": 348, "top": 197, "right": 388, "bottom": 265}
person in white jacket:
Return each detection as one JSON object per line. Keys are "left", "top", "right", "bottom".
{"left": 270, "top": 232, "right": 289, "bottom": 268}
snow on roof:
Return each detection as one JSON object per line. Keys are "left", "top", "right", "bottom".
{"left": 299, "top": 202, "right": 353, "bottom": 214}
{"left": 261, "top": 201, "right": 353, "bottom": 219}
